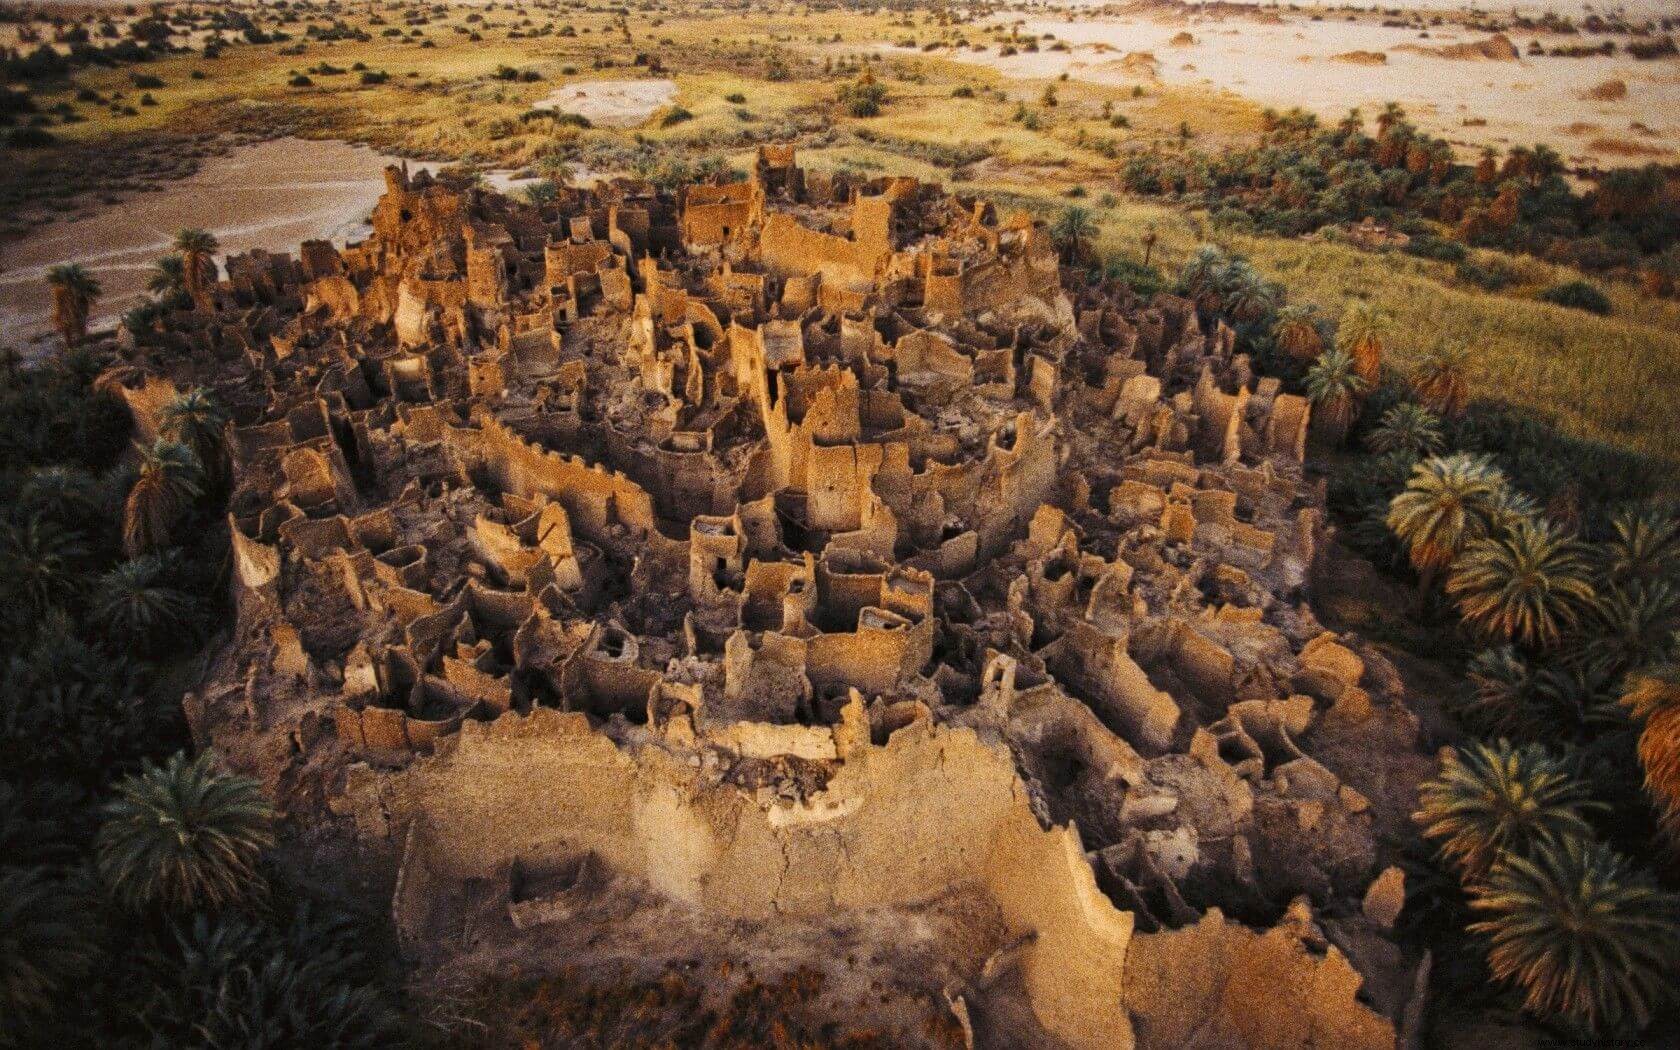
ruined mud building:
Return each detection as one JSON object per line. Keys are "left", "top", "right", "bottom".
{"left": 113, "top": 146, "right": 1431, "bottom": 1049}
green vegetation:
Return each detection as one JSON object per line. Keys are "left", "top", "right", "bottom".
{"left": 96, "top": 751, "right": 274, "bottom": 913}
{"left": 0, "top": 336, "right": 406, "bottom": 1043}
{"left": 1470, "top": 836, "right": 1680, "bottom": 1035}
{"left": 1120, "top": 105, "right": 1679, "bottom": 291}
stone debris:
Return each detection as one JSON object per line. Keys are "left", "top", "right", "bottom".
{"left": 117, "top": 148, "right": 1426, "bottom": 1049}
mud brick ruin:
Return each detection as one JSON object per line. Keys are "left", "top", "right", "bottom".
{"left": 108, "top": 147, "right": 1435, "bottom": 1048}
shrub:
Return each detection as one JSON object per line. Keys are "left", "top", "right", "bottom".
{"left": 1404, "top": 235, "right": 1468, "bottom": 263}
{"left": 1539, "top": 279, "right": 1612, "bottom": 316}
{"left": 658, "top": 104, "right": 693, "bottom": 128}
{"left": 359, "top": 70, "right": 388, "bottom": 85}
{"left": 287, "top": 74, "right": 313, "bottom": 88}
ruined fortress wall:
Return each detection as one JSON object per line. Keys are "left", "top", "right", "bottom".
{"left": 759, "top": 213, "right": 874, "bottom": 288}
{"left": 448, "top": 419, "right": 658, "bottom": 544}
{"left": 365, "top": 712, "right": 1137, "bottom": 1050}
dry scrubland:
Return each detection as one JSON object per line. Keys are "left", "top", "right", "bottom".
{"left": 4, "top": 1, "right": 1676, "bottom": 468}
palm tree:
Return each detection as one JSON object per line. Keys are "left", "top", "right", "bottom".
{"left": 1178, "top": 244, "right": 1227, "bottom": 309}
{"left": 122, "top": 439, "right": 204, "bottom": 558}
{"left": 1365, "top": 403, "right": 1443, "bottom": 457}
{"left": 45, "top": 263, "right": 101, "bottom": 348}
{"left": 1463, "top": 647, "right": 1534, "bottom": 739}
{"left": 173, "top": 228, "right": 220, "bottom": 308}
{"left": 92, "top": 555, "right": 199, "bottom": 655}
{"left": 1219, "top": 264, "right": 1277, "bottom": 324}
{"left": 147, "top": 254, "right": 186, "bottom": 298}
{"left": 1596, "top": 505, "right": 1680, "bottom": 588}
{"left": 1303, "top": 346, "right": 1368, "bottom": 445}
{"left": 159, "top": 387, "right": 230, "bottom": 489}
{"left": 1587, "top": 582, "right": 1680, "bottom": 678}
{"left": 1335, "top": 301, "right": 1386, "bottom": 387}
{"left": 1622, "top": 666, "right": 1680, "bottom": 854}
{"left": 1050, "top": 205, "right": 1097, "bottom": 266}
{"left": 1411, "top": 341, "right": 1470, "bottom": 419}
{"left": 1469, "top": 836, "right": 1680, "bottom": 1034}
{"left": 1447, "top": 517, "right": 1596, "bottom": 648}
{"left": 95, "top": 750, "right": 274, "bottom": 912}
{"left": 19, "top": 464, "right": 105, "bottom": 531}
{"left": 0, "top": 516, "right": 90, "bottom": 617}
{"left": 1414, "top": 739, "right": 1600, "bottom": 880}
{"left": 1386, "top": 452, "right": 1506, "bottom": 587}
{"left": 1270, "top": 304, "right": 1322, "bottom": 361}
{"left": 0, "top": 868, "right": 99, "bottom": 1024}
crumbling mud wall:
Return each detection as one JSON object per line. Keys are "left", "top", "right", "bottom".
{"left": 358, "top": 713, "right": 1133, "bottom": 1046}
{"left": 132, "top": 147, "right": 1424, "bottom": 1049}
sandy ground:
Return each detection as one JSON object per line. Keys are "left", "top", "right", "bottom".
{"left": 891, "top": 10, "right": 1680, "bottom": 163}
{"left": 0, "top": 138, "right": 422, "bottom": 354}
{"left": 535, "top": 79, "right": 678, "bottom": 127}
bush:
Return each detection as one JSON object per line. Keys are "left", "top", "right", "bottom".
{"left": 658, "top": 105, "right": 693, "bottom": 128}
{"left": 1539, "top": 279, "right": 1612, "bottom": 316}
{"left": 1404, "top": 235, "right": 1468, "bottom": 263}
{"left": 359, "top": 70, "right": 388, "bottom": 85}
{"left": 724, "top": 91, "right": 745, "bottom": 104}
{"left": 287, "top": 74, "right": 313, "bottom": 88}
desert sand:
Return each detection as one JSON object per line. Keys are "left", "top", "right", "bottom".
{"left": 894, "top": 9, "right": 1680, "bottom": 163}
{"left": 535, "top": 78, "right": 677, "bottom": 127}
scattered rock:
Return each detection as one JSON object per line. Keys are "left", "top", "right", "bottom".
{"left": 1362, "top": 866, "right": 1406, "bottom": 930}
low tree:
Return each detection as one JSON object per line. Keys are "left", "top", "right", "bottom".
{"left": 158, "top": 387, "right": 230, "bottom": 491}
{"left": 45, "top": 263, "right": 101, "bottom": 348}
{"left": 1049, "top": 205, "right": 1097, "bottom": 266}
{"left": 1335, "top": 301, "right": 1386, "bottom": 387}
{"left": 1414, "top": 739, "right": 1600, "bottom": 880}
{"left": 147, "top": 254, "right": 186, "bottom": 298}
{"left": 1622, "top": 666, "right": 1680, "bottom": 854}
{"left": 1270, "top": 304, "right": 1322, "bottom": 361}
{"left": 0, "top": 517, "right": 90, "bottom": 620}
{"left": 1386, "top": 452, "right": 1506, "bottom": 589}
{"left": 95, "top": 750, "right": 274, "bottom": 913}
{"left": 91, "top": 555, "right": 199, "bottom": 656}
{"left": 0, "top": 868, "right": 99, "bottom": 1026}
{"left": 1303, "top": 346, "right": 1368, "bottom": 445}
{"left": 1470, "top": 836, "right": 1680, "bottom": 1035}
{"left": 1447, "top": 517, "right": 1596, "bottom": 648}
{"left": 1365, "top": 403, "right": 1443, "bottom": 458}
{"left": 121, "top": 439, "right": 204, "bottom": 558}
{"left": 1411, "top": 341, "right": 1470, "bottom": 419}
{"left": 172, "top": 228, "right": 219, "bottom": 308}
{"left": 1596, "top": 505, "right": 1680, "bottom": 588}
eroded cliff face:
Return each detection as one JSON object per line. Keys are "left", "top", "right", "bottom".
{"left": 125, "top": 148, "right": 1424, "bottom": 1048}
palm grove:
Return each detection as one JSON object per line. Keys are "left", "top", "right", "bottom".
{"left": 3, "top": 231, "right": 406, "bottom": 1046}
